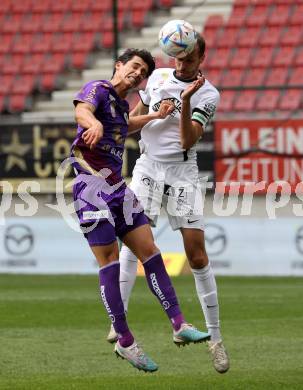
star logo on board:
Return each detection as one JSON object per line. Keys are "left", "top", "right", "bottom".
{"left": 2, "top": 131, "right": 31, "bottom": 172}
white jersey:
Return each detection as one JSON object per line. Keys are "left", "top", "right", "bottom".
{"left": 139, "top": 68, "right": 220, "bottom": 163}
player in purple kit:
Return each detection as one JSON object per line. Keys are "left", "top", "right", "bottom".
{"left": 71, "top": 49, "right": 210, "bottom": 373}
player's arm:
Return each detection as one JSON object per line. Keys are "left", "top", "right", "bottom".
{"left": 75, "top": 102, "right": 104, "bottom": 149}
{"left": 128, "top": 100, "right": 174, "bottom": 134}
{"left": 179, "top": 76, "right": 205, "bottom": 150}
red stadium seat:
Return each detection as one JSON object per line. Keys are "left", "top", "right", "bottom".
{"left": 245, "top": 5, "right": 269, "bottom": 27}
{"left": 0, "top": 34, "right": 14, "bottom": 54}
{"left": 39, "top": 73, "right": 58, "bottom": 92}
{"left": 2, "top": 55, "right": 23, "bottom": 75}
{"left": 158, "top": 0, "right": 175, "bottom": 8}
{"left": 237, "top": 27, "right": 261, "bottom": 48}
{"left": 264, "top": 67, "right": 289, "bottom": 87}
{"left": 280, "top": 26, "right": 303, "bottom": 46}
{"left": 203, "top": 28, "right": 220, "bottom": 48}
{"left": 70, "top": 51, "right": 90, "bottom": 69}
{"left": 272, "top": 47, "right": 295, "bottom": 67}
{"left": 51, "top": 33, "right": 73, "bottom": 53}
{"left": 217, "top": 90, "right": 237, "bottom": 112}
{"left": 12, "top": 34, "right": 34, "bottom": 54}
{"left": 203, "top": 15, "right": 225, "bottom": 30}
{"left": 61, "top": 13, "right": 83, "bottom": 33}
{"left": 91, "top": 0, "right": 111, "bottom": 13}
{"left": 203, "top": 69, "right": 222, "bottom": 87}
{"left": 131, "top": 9, "right": 149, "bottom": 29}
{"left": 32, "top": 34, "right": 52, "bottom": 54}
{"left": 220, "top": 69, "right": 244, "bottom": 87}
{"left": 288, "top": 68, "right": 303, "bottom": 87}
{"left": 251, "top": 47, "right": 275, "bottom": 68}
{"left": 8, "top": 94, "right": 28, "bottom": 113}
{"left": 80, "top": 13, "right": 104, "bottom": 32}
{"left": 288, "top": 5, "right": 303, "bottom": 25}
{"left": 267, "top": 5, "right": 291, "bottom": 26}
{"left": 294, "top": 50, "right": 303, "bottom": 67}
{"left": 226, "top": 6, "right": 248, "bottom": 28}
{"left": 0, "top": 0, "right": 11, "bottom": 13}
{"left": 101, "top": 31, "right": 114, "bottom": 49}
{"left": 20, "top": 14, "right": 43, "bottom": 33}
{"left": 50, "top": 0, "right": 72, "bottom": 13}
{"left": 11, "top": 0, "right": 32, "bottom": 14}
{"left": 71, "top": 0, "right": 92, "bottom": 12}
{"left": 207, "top": 48, "right": 230, "bottom": 69}
{"left": 242, "top": 68, "right": 267, "bottom": 87}
{"left": 258, "top": 27, "right": 282, "bottom": 47}
{"left": 0, "top": 75, "right": 14, "bottom": 95}
{"left": 0, "top": 94, "right": 5, "bottom": 112}
{"left": 229, "top": 47, "right": 252, "bottom": 68}
{"left": 41, "top": 54, "right": 66, "bottom": 74}
{"left": 11, "top": 75, "right": 35, "bottom": 95}
{"left": 31, "top": 0, "right": 52, "bottom": 13}
{"left": 71, "top": 33, "right": 95, "bottom": 52}
{"left": 2, "top": 14, "right": 23, "bottom": 34}
{"left": 42, "top": 13, "right": 65, "bottom": 33}
{"left": 233, "top": 90, "right": 257, "bottom": 112}
{"left": 278, "top": 89, "right": 302, "bottom": 111}
{"left": 216, "top": 28, "right": 239, "bottom": 48}
{"left": 21, "top": 54, "right": 44, "bottom": 75}
{"left": 255, "top": 90, "right": 280, "bottom": 111}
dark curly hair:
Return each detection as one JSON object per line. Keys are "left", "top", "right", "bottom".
{"left": 114, "top": 48, "right": 155, "bottom": 77}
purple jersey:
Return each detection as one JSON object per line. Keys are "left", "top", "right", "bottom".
{"left": 71, "top": 80, "right": 129, "bottom": 185}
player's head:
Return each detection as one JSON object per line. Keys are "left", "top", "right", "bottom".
{"left": 112, "top": 49, "right": 155, "bottom": 93}
{"left": 174, "top": 35, "right": 206, "bottom": 81}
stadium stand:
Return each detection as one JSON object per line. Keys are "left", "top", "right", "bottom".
{"left": 0, "top": 0, "right": 301, "bottom": 120}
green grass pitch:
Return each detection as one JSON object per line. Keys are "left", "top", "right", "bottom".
{"left": 0, "top": 275, "right": 302, "bottom": 390}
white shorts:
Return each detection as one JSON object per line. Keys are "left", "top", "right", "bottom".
{"left": 129, "top": 154, "right": 205, "bottom": 231}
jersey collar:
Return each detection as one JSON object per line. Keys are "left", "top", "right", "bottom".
{"left": 173, "top": 69, "right": 203, "bottom": 83}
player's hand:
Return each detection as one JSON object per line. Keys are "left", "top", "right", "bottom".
{"left": 181, "top": 75, "right": 205, "bottom": 101}
{"left": 157, "top": 100, "right": 175, "bottom": 118}
{"left": 82, "top": 121, "right": 103, "bottom": 149}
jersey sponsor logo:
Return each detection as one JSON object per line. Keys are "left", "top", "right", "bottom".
{"left": 152, "top": 98, "right": 182, "bottom": 116}
{"left": 100, "top": 285, "right": 115, "bottom": 322}
{"left": 83, "top": 210, "right": 109, "bottom": 220}
{"left": 150, "top": 273, "right": 167, "bottom": 304}
{"left": 187, "top": 219, "right": 199, "bottom": 224}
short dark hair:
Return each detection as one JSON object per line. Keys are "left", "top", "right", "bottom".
{"left": 197, "top": 34, "right": 206, "bottom": 57}
{"left": 115, "top": 48, "right": 155, "bottom": 77}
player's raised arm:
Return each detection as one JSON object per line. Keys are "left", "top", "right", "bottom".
{"left": 179, "top": 75, "right": 205, "bottom": 150}
{"left": 74, "top": 102, "right": 104, "bottom": 149}
{"left": 128, "top": 100, "right": 174, "bottom": 134}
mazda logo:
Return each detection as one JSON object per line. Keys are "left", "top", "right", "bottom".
{"left": 4, "top": 224, "right": 34, "bottom": 256}
{"left": 295, "top": 226, "right": 303, "bottom": 255}
{"left": 205, "top": 224, "right": 227, "bottom": 256}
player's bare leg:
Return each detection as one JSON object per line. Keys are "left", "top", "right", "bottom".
{"left": 122, "top": 224, "right": 210, "bottom": 346}
{"left": 181, "top": 228, "right": 230, "bottom": 373}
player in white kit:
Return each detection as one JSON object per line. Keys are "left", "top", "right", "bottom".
{"left": 108, "top": 35, "right": 230, "bottom": 373}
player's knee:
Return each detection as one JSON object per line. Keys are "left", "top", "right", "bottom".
{"left": 188, "top": 252, "right": 208, "bottom": 269}
{"left": 139, "top": 243, "right": 160, "bottom": 262}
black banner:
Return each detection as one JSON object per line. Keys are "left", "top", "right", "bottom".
{"left": 0, "top": 123, "right": 214, "bottom": 192}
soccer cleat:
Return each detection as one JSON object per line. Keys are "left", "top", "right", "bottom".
{"left": 107, "top": 324, "right": 118, "bottom": 344}
{"left": 207, "top": 340, "right": 230, "bottom": 373}
{"left": 173, "top": 323, "right": 210, "bottom": 346}
{"left": 114, "top": 340, "right": 158, "bottom": 372}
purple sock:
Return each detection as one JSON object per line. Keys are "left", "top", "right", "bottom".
{"left": 99, "top": 261, "right": 134, "bottom": 347}
{"left": 143, "top": 253, "right": 185, "bottom": 331}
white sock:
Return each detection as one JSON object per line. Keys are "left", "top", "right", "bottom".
{"left": 119, "top": 245, "right": 138, "bottom": 312}
{"left": 191, "top": 264, "right": 221, "bottom": 342}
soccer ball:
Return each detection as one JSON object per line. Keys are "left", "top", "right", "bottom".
{"left": 158, "top": 20, "right": 197, "bottom": 58}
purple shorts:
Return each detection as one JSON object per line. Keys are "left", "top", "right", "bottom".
{"left": 73, "top": 176, "right": 149, "bottom": 245}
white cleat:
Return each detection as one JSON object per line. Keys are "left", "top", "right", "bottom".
{"left": 207, "top": 340, "right": 230, "bottom": 373}
{"left": 107, "top": 324, "right": 118, "bottom": 344}
{"left": 115, "top": 340, "right": 158, "bottom": 372}
{"left": 173, "top": 323, "right": 210, "bottom": 346}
